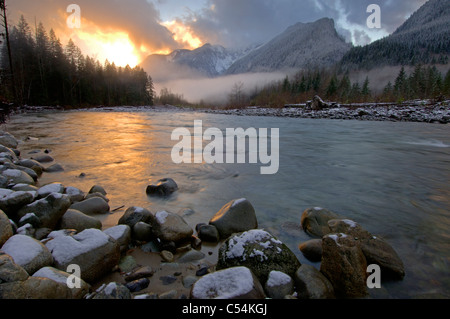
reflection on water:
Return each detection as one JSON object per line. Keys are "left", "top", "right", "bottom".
{"left": 3, "top": 111, "right": 450, "bottom": 299}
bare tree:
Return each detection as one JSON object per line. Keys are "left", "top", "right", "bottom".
{"left": 0, "top": 0, "right": 17, "bottom": 103}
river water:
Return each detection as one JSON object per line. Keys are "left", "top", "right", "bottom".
{"left": 3, "top": 110, "right": 450, "bottom": 299}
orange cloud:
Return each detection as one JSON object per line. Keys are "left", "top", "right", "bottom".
{"left": 163, "top": 20, "right": 203, "bottom": 50}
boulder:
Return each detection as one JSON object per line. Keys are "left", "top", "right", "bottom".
{"left": 0, "top": 145, "right": 18, "bottom": 161}
{"left": 59, "top": 209, "right": 102, "bottom": 232}
{"left": 0, "top": 276, "right": 73, "bottom": 299}
{"left": 37, "top": 183, "right": 64, "bottom": 199}
{"left": 0, "top": 131, "right": 19, "bottom": 149}
{"left": 2, "top": 234, "right": 53, "bottom": 275}
{"left": 209, "top": 198, "right": 258, "bottom": 239}
{"left": 0, "top": 190, "right": 35, "bottom": 217}
{"left": 310, "top": 95, "right": 328, "bottom": 110}
{"left": 146, "top": 178, "right": 178, "bottom": 196}
{"left": 88, "top": 185, "right": 107, "bottom": 196}
{"left": 298, "top": 239, "right": 323, "bottom": 262}
{"left": 64, "top": 186, "right": 85, "bottom": 203}
{"left": 32, "top": 266, "right": 91, "bottom": 299}
{"left": 132, "top": 221, "right": 154, "bottom": 242}
{"left": 118, "top": 206, "right": 154, "bottom": 228}
{"left": 151, "top": 210, "right": 193, "bottom": 245}
{"left": 197, "top": 224, "right": 220, "bottom": 243}
{"left": 103, "top": 225, "right": 131, "bottom": 252}
{"left": 300, "top": 207, "right": 341, "bottom": 238}
{"left": 93, "top": 282, "right": 131, "bottom": 299}
{"left": 44, "top": 163, "right": 64, "bottom": 173}
{"left": 16, "top": 159, "right": 45, "bottom": 171}
{"left": 17, "top": 193, "right": 71, "bottom": 229}
{"left": 1, "top": 169, "right": 35, "bottom": 185}
{"left": 294, "top": 264, "right": 335, "bottom": 299}
{"left": 191, "top": 266, "right": 266, "bottom": 299}
{"left": 217, "top": 229, "right": 301, "bottom": 283}
{"left": 70, "top": 197, "right": 110, "bottom": 215}
{"left": 320, "top": 233, "right": 368, "bottom": 299}
{"left": 264, "top": 270, "right": 294, "bottom": 299}
{"left": 0, "top": 209, "right": 13, "bottom": 246}
{"left": 0, "top": 252, "right": 29, "bottom": 283}
{"left": 31, "top": 154, "right": 54, "bottom": 163}
{"left": 327, "top": 219, "right": 405, "bottom": 280}
{"left": 45, "top": 228, "right": 120, "bottom": 283}
{"left": 18, "top": 212, "right": 41, "bottom": 228}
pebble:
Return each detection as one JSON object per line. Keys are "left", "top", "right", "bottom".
{"left": 160, "top": 275, "right": 177, "bottom": 285}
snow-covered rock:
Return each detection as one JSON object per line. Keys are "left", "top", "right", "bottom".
{"left": 17, "top": 193, "right": 71, "bottom": 229}
{"left": 45, "top": 228, "right": 120, "bottom": 283}
{"left": 32, "top": 266, "right": 90, "bottom": 299}
{"left": 264, "top": 270, "right": 294, "bottom": 299}
{"left": 103, "top": 225, "right": 131, "bottom": 252}
{"left": 60, "top": 209, "right": 102, "bottom": 232}
{"left": 217, "top": 229, "right": 301, "bottom": 283}
{"left": 1, "top": 169, "right": 35, "bottom": 185}
{"left": 191, "top": 266, "right": 266, "bottom": 299}
{"left": 37, "top": 183, "right": 64, "bottom": 199}
{"left": 2, "top": 234, "right": 53, "bottom": 275}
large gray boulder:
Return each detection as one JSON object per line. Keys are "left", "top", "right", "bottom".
{"left": 17, "top": 193, "right": 71, "bottom": 229}
{"left": 300, "top": 207, "right": 341, "bottom": 238}
{"left": 0, "top": 190, "right": 35, "bottom": 218}
{"left": 45, "top": 228, "right": 120, "bottom": 283}
{"left": 32, "top": 266, "right": 91, "bottom": 299}
{"left": 70, "top": 197, "right": 110, "bottom": 215}
{"left": 320, "top": 233, "right": 368, "bottom": 299}
{"left": 1, "top": 169, "right": 35, "bottom": 185}
{"left": 191, "top": 266, "right": 266, "bottom": 299}
{"left": 217, "top": 229, "right": 301, "bottom": 284}
{"left": 2, "top": 234, "right": 53, "bottom": 275}
{"left": 294, "top": 264, "right": 335, "bottom": 299}
{"left": 151, "top": 210, "right": 193, "bottom": 245}
{"left": 209, "top": 199, "right": 258, "bottom": 239}
{"left": 59, "top": 209, "right": 102, "bottom": 232}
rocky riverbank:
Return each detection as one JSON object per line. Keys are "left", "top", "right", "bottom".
{"left": 204, "top": 99, "right": 450, "bottom": 124}
{"left": 0, "top": 129, "right": 405, "bottom": 299}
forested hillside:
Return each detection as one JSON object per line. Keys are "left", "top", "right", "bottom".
{"left": 0, "top": 16, "right": 155, "bottom": 107}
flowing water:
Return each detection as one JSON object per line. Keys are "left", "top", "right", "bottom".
{"left": 3, "top": 110, "right": 450, "bottom": 299}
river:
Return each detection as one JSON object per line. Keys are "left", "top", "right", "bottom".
{"left": 3, "top": 109, "right": 450, "bottom": 299}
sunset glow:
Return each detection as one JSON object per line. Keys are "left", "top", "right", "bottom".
{"left": 163, "top": 20, "right": 203, "bottom": 50}
{"left": 74, "top": 28, "right": 141, "bottom": 67}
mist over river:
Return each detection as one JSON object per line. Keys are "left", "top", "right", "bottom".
{"left": 3, "top": 110, "right": 450, "bottom": 299}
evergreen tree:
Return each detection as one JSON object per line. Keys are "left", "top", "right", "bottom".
{"left": 326, "top": 74, "right": 338, "bottom": 100}
{"left": 361, "top": 76, "right": 371, "bottom": 102}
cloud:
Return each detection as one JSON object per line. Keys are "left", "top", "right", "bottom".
{"left": 179, "top": 0, "right": 429, "bottom": 47}
{"left": 7, "top": 0, "right": 179, "bottom": 56}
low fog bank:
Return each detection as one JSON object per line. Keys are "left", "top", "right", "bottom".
{"left": 154, "top": 71, "right": 296, "bottom": 106}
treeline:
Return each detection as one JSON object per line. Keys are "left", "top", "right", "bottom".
{"left": 240, "top": 65, "right": 450, "bottom": 108}
{"left": 0, "top": 16, "right": 155, "bottom": 107}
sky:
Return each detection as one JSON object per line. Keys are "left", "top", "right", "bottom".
{"left": 5, "top": 0, "right": 429, "bottom": 67}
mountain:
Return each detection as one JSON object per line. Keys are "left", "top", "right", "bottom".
{"left": 339, "top": 0, "right": 450, "bottom": 71}
{"left": 226, "top": 18, "right": 352, "bottom": 75}
{"left": 140, "top": 44, "right": 255, "bottom": 82}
